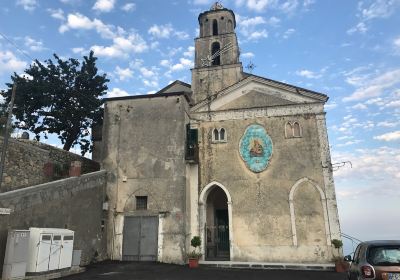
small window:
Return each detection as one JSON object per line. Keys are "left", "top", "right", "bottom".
{"left": 285, "top": 121, "right": 302, "bottom": 138}
{"left": 227, "top": 20, "right": 233, "bottom": 32}
{"left": 53, "top": 235, "right": 61, "bottom": 241}
{"left": 136, "top": 196, "right": 148, "bottom": 210}
{"left": 285, "top": 122, "right": 293, "bottom": 138}
{"left": 213, "top": 19, "right": 218, "bottom": 35}
{"left": 212, "top": 128, "right": 227, "bottom": 143}
{"left": 42, "top": 235, "right": 51, "bottom": 241}
{"left": 63, "top": 235, "right": 74, "bottom": 241}
{"left": 213, "top": 129, "right": 219, "bottom": 141}
{"left": 293, "top": 122, "right": 301, "bottom": 137}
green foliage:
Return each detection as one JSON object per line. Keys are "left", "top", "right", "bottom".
{"left": 332, "top": 239, "right": 343, "bottom": 249}
{"left": 187, "top": 236, "right": 202, "bottom": 260}
{"left": 0, "top": 51, "right": 109, "bottom": 155}
{"left": 0, "top": 102, "right": 13, "bottom": 136}
{"left": 191, "top": 236, "right": 201, "bottom": 248}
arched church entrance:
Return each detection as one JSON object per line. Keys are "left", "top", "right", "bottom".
{"left": 204, "top": 186, "right": 230, "bottom": 260}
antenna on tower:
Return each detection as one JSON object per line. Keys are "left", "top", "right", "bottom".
{"left": 245, "top": 61, "right": 256, "bottom": 74}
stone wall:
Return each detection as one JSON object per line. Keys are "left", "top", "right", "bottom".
{"left": 102, "top": 94, "right": 190, "bottom": 264}
{"left": 0, "top": 137, "right": 100, "bottom": 192}
{"left": 0, "top": 171, "right": 108, "bottom": 275}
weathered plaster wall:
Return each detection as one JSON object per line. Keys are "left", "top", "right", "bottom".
{"left": 0, "top": 137, "right": 100, "bottom": 192}
{"left": 197, "top": 112, "right": 338, "bottom": 263}
{"left": 102, "top": 95, "right": 189, "bottom": 264}
{"left": 0, "top": 171, "right": 108, "bottom": 275}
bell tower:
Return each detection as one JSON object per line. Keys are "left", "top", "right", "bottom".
{"left": 191, "top": 2, "right": 243, "bottom": 104}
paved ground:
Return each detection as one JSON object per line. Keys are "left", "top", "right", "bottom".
{"left": 62, "top": 261, "right": 348, "bottom": 280}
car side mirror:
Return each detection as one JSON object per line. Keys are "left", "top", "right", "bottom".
{"left": 344, "top": 255, "right": 352, "bottom": 262}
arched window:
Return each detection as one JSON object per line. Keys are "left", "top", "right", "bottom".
{"left": 200, "top": 23, "right": 203, "bottom": 37}
{"left": 213, "top": 128, "right": 219, "bottom": 141}
{"left": 293, "top": 122, "right": 301, "bottom": 137}
{"left": 211, "top": 42, "right": 220, "bottom": 66}
{"left": 213, "top": 19, "right": 218, "bottom": 35}
{"left": 227, "top": 20, "right": 233, "bottom": 32}
{"left": 285, "top": 122, "right": 293, "bottom": 138}
{"left": 220, "top": 128, "right": 225, "bottom": 140}
{"left": 286, "top": 121, "right": 302, "bottom": 138}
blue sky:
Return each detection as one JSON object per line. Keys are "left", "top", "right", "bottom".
{"left": 1, "top": 0, "right": 400, "bottom": 255}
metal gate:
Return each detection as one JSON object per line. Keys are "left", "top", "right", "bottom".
{"left": 122, "top": 216, "right": 159, "bottom": 261}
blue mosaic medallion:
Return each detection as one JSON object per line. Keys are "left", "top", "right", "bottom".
{"left": 239, "top": 124, "right": 273, "bottom": 173}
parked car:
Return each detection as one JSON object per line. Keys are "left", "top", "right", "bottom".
{"left": 345, "top": 240, "right": 400, "bottom": 280}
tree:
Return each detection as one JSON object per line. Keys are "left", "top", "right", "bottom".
{"left": 0, "top": 51, "right": 109, "bottom": 155}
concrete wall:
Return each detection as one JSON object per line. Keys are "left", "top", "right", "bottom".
{"left": 0, "top": 171, "right": 108, "bottom": 275}
{"left": 101, "top": 94, "right": 189, "bottom": 264}
{"left": 197, "top": 112, "right": 338, "bottom": 263}
{"left": 0, "top": 137, "right": 100, "bottom": 192}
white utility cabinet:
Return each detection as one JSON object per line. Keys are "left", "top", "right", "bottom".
{"left": 26, "top": 228, "right": 74, "bottom": 273}
{"left": 2, "top": 230, "right": 30, "bottom": 280}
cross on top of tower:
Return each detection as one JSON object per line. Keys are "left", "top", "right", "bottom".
{"left": 210, "top": 2, "right": 224, "bottom": 10}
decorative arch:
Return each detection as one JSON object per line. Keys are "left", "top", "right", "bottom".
{"left": 199, "top": 181, "right": 233, "bottom": 260}
{"left": 288, "top": 177, "right": 331, "bottom": 246}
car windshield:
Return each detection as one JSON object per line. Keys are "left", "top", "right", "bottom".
{"left": 367, "top": 246, "right": 400, "bottom": 266}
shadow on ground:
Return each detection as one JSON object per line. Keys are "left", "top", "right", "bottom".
{"left": 62, "top": 261, "right": 348, "bottom": 280}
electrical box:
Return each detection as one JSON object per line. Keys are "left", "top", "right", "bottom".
{"left": 26, "top": 228, "right": 74, "bottom": 273}
{"left": 2, "top": 230, "right": 30, "bottom": 280}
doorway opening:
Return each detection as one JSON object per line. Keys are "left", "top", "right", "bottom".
{"left": 205, "top": 186, "right": 230, "bottom": 260}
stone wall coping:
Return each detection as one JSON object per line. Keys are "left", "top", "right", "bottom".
{"left": 0, "top": 170, "right": 107, "bottom": 200}
{"left": 0, "top": 136, "right": 50, "bottom": 155}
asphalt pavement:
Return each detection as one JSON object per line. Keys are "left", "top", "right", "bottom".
{"left": 62, "top": 261, "right": 348, "bottom": 280}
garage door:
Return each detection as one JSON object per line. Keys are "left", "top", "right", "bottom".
{"left": 122, "top": 216, "right": 159, "bottom": 261}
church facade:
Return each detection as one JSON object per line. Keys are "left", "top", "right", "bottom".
{"left": 99, "top": 3, "right": 341, "bottom": 265}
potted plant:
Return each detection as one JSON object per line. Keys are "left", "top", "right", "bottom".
{"left": 331, "top": 239, "right": 349, "bottom": 272}
{"left": 187, "top": 236, "right": 202, "bottom": 268}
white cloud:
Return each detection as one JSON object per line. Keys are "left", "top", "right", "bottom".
{"left": 374, "top": 131, "right": 400, "bottom": 142}
{"left": 280, "top": 0, "right": 299, "bottom": 14}
{"left": 333, "top": 146, "right": 400, "bottom": 184}
{"left": 16, "top": 0, "right": 37, "bottom": 11}
{"left": 296, "top": 69, "right": 321, "bottom": 79}
{"left": 343, "top": 69, "right": 400, "bottom": 102}
{"left": 361, "top": 0, "right": 398, "bottom": 21}
{"left": 248, "top": 30, "right": 268, "bottom": 40}
{"left": 241, "top": 52, "right": 255, "bottom": 58}
{"left": 394, "top": 37, "right": 400, "bottom": 54}
{"left": 24, "top": 36, "right": 45, "bottom": 52}
{"left": 115, "top": 66, "right": 133, "bottom": 81}
{"left": 324, "top": 101, "right": 337, "bottom": 110}
{"left": 121, "top": 3, "right": 136, "bottom": 12}
{"left": 347, "top": 22, "right": 368, "bottom": 35}
{"left": 236, "top": 15, "right": 269, "bottom": 41}
{"left": 93, "top": 0, "right": 115, "bottom": 12}
{"left": 283, "top": 28, "right": 295, "bottom": 39}
{"left": 106, "top": 88, "right": 130, "bottom": 98}
{"left": 140, "top": 67, "right": 155, "bottom": 78}
{"left": 347, "top": 0, "right": 400, "bottom": 35}
{"left": 170, "top": 58, "right": 193, "bottom": 71}
{"left": 91, "top": 45, "right": 125, "bottom": 58}
{"left": 377, "top": 121, "right": 400, "bottom": 128}
{"left": 47, "top": 8, "right": 65, "bottom": 20}
{"left": 59, "top": 13, "right": 115, "bottom": 39}
{"left": 386, "top": 100, "right": 400, "bottom": 108}
{"left": 148, "top": 24, "right": 189, "bottom": 40}
{"left": 193, "top": 0, "right": 212, "bottom": 4}
{"left": 160, "top": 59, "right": 170, "bottom": 67}
{"left": 239, "top": 16, "right": 266, "bottom": 27}
{"left": 246, "top": 0, "right": 270, "bottom": 12}
{"left": 183, "top": 46, "right": 195, "bottom": 57}
{"left": 0, "top": 50, "right": 27, "bottom": 75}
{"left": 71, "top": 47, "right": 85, "bottom": 55}
{"left": 352, "top": 103, "right": 368, "bottom": 110}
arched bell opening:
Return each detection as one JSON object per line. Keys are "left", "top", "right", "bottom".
{"left": 211, "top": 42, "right": 221, "bottom": 66}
